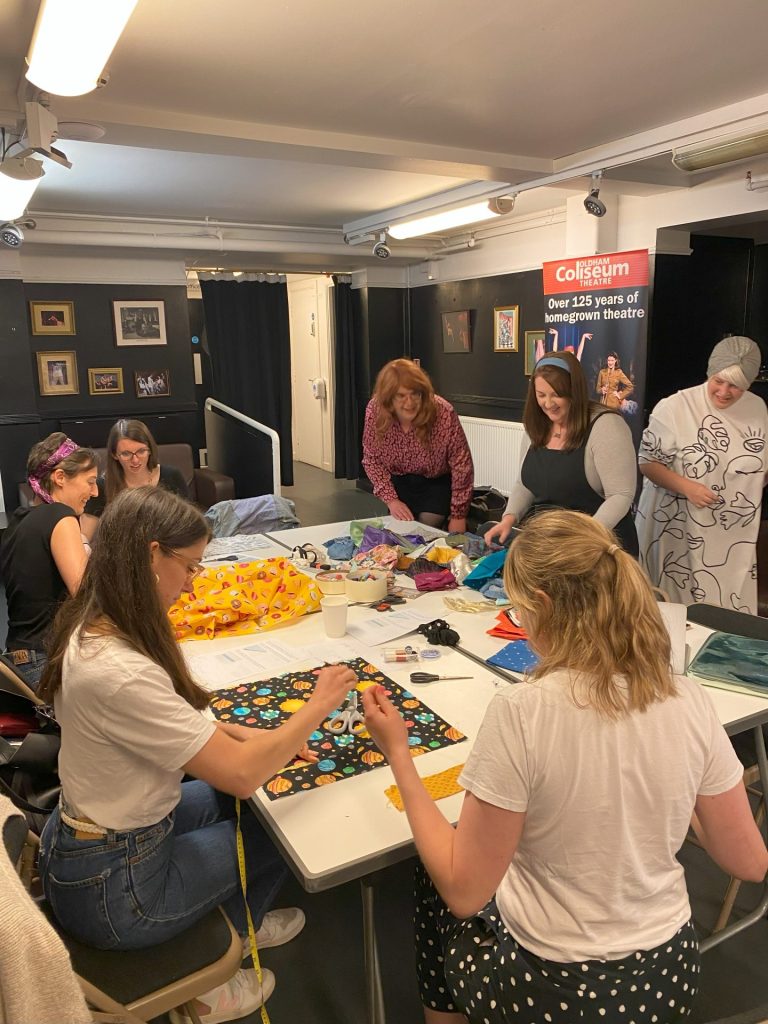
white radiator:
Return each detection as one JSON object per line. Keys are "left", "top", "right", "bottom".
{"left": 459, "top": 416, "right": 528, "bottom": 496}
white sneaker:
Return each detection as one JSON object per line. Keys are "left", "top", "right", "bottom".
{"left": 169, "top": 967, "right": 275, "bottom": 1024}
{"left": 241, "top": 907, "right": 306, "bottom": 958}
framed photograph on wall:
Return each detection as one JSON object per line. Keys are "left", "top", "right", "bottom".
{"left": 493, "top": 306, "right": 519, "bottom": 352}
{"left": 36, "top": 350, "right": 79, "bottom": 396}
{"left": 113, "top": 300, "right": 167, "bottom": 346}
{"left": 88, "top": 367, "right": 124, "bottom": 395}
{"left": 135, "top": 369, "right": 171, "bottom": 398}
{"left": 525, "top": 330, "right": 545, "bottom": 375}
{"left": 441, "top": 310, "right": 471, "bottom": 353}
{"left": 29, "top": 301, "right": 76, "bottom": 336}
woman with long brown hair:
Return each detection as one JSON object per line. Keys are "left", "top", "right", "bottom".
{"left": 82, "top": 418, "right": 188, "bottom": 537}
{"left": 362, "top": 358, "right": 474, "bottom": 531}
{"left": 362, "top": 510, "right": 767, "bottom": 1024}
{"left": 0, "top": 433, "right": 98, "bottom": 688}
{"left": 37, "top": 487, "right": 356, "bottom": 1023}
{"left": 486, "top": 350, "right": 639, "bottom": 553}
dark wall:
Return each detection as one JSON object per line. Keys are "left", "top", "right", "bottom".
{"left": 0, "top": 280, "right": 198, "bottom": 508}
{"left": 646, "top": 235, "right": 754, "bottom": 411}
{"left": 409, "top": 271, "right": 543, "bottom": 420}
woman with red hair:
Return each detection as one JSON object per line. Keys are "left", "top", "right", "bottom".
{"left": 362, "top": 359, "right": 473, "bottom": 531}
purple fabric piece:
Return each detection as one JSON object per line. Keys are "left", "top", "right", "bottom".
{"left": 414, "top": 570, "right": 458, "bottom": 592}
{"left": 358, "top": 526, "right": 427, "bottom": 553}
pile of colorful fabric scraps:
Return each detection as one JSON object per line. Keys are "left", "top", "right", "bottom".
{"left": 462, "top": 549, "right": 509, "bottom": 604}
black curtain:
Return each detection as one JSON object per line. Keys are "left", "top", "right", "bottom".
{"left": 333, "top": 278, "right": 361, "bottom": 479}
{"left": 201, "top": 279, "right": 293, "bottom": 486}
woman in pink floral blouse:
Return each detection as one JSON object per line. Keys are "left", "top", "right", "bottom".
{"left": 362, "top": 359, "right": 474, "bottom": 531}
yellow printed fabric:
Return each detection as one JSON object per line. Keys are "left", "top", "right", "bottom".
{"left": 385, "top": 763, "right": 465, "bottom": 811}
{"left": 169, "top": 558, "right": 321, "bottom": 641}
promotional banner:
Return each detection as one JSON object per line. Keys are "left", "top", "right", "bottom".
{"left": 540, "top": 249, "right": 649, "bottom": 444}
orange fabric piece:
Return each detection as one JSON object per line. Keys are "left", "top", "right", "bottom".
{"left": 487, "top": 610, "right": 528, "bottom": 640}
{"left": 169, "top": 558, "right": 321, "bottom": 641}
{"left": 385, "top": 762, "right": 465, "bottom": 811}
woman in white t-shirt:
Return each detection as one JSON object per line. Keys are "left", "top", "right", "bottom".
{"left": 38, "top": 486, "right": 356, "bottom": 1024}
{"left": 363, "top": 509, "right": 768, "bottom": 1024}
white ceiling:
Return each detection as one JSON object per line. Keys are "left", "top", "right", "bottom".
{"left": 3, "top": 0, "right": 768, "bottom": 270}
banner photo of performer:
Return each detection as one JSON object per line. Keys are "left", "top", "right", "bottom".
{"left": 541, "top": 249, "right": 649, "bottom": 446}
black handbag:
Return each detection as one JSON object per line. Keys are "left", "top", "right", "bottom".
{"left": 467, "top": 487, "right": 508, "bottom": 532}
{"left": 0, "top": 704, "right": 60, "bottom": 835}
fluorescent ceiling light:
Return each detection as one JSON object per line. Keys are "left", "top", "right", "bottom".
{"left": 26, "top": 0, "right": 139, "bottom": 96}
{"left": 672, "top": 127, "right": 768, "bottom": 172}
{"left": 0, "top": 156, "right": 45, "bottom": 221}
{"left": 388, "top": 197, "right": 514, "bottom": 239}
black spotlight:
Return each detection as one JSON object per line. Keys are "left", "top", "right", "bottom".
{"left": 584, "top": 172, "right": 606, "bottom": 217}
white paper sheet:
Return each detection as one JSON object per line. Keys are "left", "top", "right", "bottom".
{"left": 186, "top": 638, "right": 360, "bottom": 689}
{"left": 203, "top": 534, "right": 278, "bottom": 561}
{"left": 345, "top": 608, "right": 432, "bottom": 646}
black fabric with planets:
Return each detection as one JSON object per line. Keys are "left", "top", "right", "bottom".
{"left": 209, "top": 657, "right": 467, "bottom": 800}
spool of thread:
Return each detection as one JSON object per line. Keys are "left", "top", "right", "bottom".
{"left": 384, "top": 647, "right": 419, "bottom": 663}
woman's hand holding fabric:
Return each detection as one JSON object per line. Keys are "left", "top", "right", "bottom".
{"left": 362, "top": 685, "right": 410, "bottom": 762}
{"left": 484, "top": 514, "right": 516, "bottom": 545}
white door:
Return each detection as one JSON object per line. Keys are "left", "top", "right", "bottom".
{"left": 287, "top": 277, "right": 333, "bottom": 470}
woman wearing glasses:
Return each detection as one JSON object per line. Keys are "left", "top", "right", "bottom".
{"left": 362, "top": 359, "right": 474, "bottom": 531}
{"left": 38, "top": 487, "right": 357, "bottom": 1022}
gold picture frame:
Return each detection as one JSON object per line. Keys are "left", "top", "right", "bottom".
{"left": 525, "top": 330, "right": 545, "bottom": 375}
{"left": 135, "top": 369, "right": 171, "bottom": 398}
{"left": 88, "top": 367, "right": 124, "bottom": 395}
{"left": 29, "top": 300, "right": 76, "bottom": 335}
{"left": 36, "top": 350, "right": 79, "bottom": 396}
{"left": 493, "top": 306, "right": 519, "bottom": 352}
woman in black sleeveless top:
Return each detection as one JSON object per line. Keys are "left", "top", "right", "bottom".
{"left": 486, "top": 351, "right": 639, "bottom": 555}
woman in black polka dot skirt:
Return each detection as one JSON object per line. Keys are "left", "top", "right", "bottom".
{"left": 362, "top": 510, "right": 768, "bottom": 1024}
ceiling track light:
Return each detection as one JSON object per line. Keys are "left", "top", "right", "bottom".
{"left": 388, "top": 194, "right": 516, "bottom": 240}
{"left": 583, "top": 172, "right": 606, "bottom": 217}
{"left": 0, "top": 155, "right": 45, "bottom": 221}
{"left": 672, "top": 127, "right": 768, "bottom": 172}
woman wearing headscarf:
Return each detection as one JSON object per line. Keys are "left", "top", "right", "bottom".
{"left": 636, "top": 336, "right": 768, "bottom": 612}
{"left": 0, "top": 434, "right": 98, "bottom": 688}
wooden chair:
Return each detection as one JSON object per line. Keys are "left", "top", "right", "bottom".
{"left": 4, "top": 816, "right": 243, "bottom": 1023}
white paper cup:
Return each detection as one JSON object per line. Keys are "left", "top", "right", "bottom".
{"left": 320, "top": 595, "right": 349, "bottom": 638}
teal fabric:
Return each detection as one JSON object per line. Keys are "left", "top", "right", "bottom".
{"left": 687, "top": 631, "right": 768, "bottom": 695}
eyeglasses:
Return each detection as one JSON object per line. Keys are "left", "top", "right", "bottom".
{"left": 393, "top": 390, "right": 421, "bottom": 404}
{"left": 117, "top": 446, "right": 150, "bottom": 461}
{"left": 164, "top": 549, "right": 205, "bottom": 580}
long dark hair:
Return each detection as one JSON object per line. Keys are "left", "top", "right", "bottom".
{"left": 105, "top": 419, "right": 159, "bottom": 503}
{"left": 39, "top": 487, "right": 211, "bottom": 709}
{"left": 523, "top": 350, "right": 596, "bottom": 451}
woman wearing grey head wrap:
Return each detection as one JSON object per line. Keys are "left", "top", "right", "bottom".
{"left": 635, "top": 336, "right": 768, "bottom": 612}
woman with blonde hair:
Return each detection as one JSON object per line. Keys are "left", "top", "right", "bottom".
{"left": 363, "top": 509, "right": 767, "bottom": 1024}
{"left": 362, "top": 358, "right": 473, "bottom": 531}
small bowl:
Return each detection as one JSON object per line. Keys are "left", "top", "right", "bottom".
{"left": 316, "top": 570, "right": 348, "bottom": 595}
{"left": 345, "top": 569, "right": 388, "bottom": 602}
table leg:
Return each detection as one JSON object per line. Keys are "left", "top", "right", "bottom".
{"left": 361, "top": 875, "right": 386, "bottom": 1024}
{"left": 700, "top": 724, "right": 768, "bottom": 953}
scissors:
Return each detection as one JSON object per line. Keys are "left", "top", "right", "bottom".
{"left": 327, "top": 690, "right": 366, "bottom": 735}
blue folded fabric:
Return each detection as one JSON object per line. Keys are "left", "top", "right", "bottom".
{"left": 324, "top": 536, "right": 356, "bottom": 560}
{"left": 463, "top": 549, "right": 507, "bottom": 591}
{"left": 486, "top": 640, "right": 538, "bottom": 673}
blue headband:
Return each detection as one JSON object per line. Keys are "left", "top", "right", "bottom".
{"left": 535, "top": 356, "right": 570, "bottom": 374}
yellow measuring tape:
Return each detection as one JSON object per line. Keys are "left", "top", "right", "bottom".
{"left": 236, "top": 798, "right": 271, "bottom": 1024}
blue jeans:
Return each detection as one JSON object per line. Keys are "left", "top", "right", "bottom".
{"left": 39, "top": 780, "right": 289, "bottom": 950}
{"left": 5, "top": 651, "right": 46, "bottom": 691}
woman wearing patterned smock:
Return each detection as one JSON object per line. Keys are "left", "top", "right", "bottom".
{"left": 362, "top": 359, "right": 474, "bottom": 532}
{"left": 361, "top": 511, "right": 767, "bottom": 1024}
{"left": 636, "top": 336, "right": 768, "bottom": 612}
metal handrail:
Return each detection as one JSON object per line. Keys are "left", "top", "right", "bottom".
{"left": 204, "top": 397, "right": 282, "bottom": 497}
